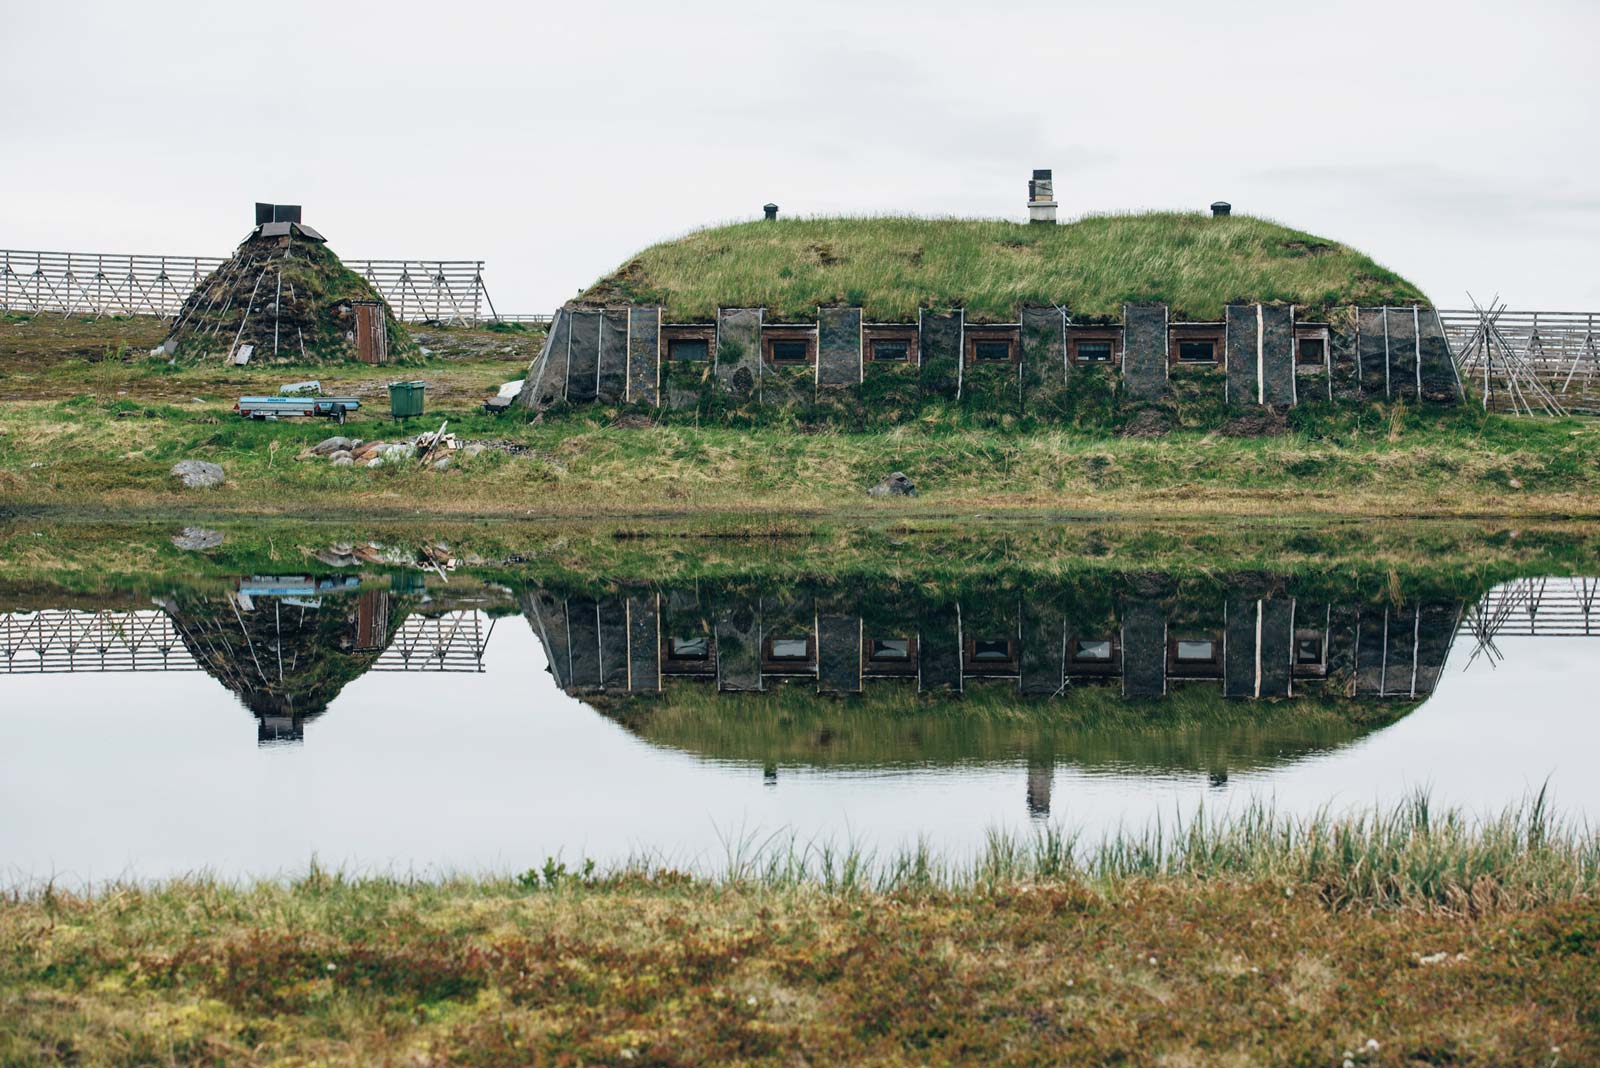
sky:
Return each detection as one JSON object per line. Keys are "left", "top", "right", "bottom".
{"left": 2, "top": 0, "right": 1596, "bottom": 314}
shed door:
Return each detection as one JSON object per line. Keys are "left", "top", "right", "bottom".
{"left": 354, "top": 303, "right": 388, "bottom": 364}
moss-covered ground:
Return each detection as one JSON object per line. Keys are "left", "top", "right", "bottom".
{"left": 3, "top": 796, "right": 1596, "bottom": 1067}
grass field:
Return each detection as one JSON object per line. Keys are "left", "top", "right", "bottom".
{"left": 580, "top": 213, "right": 1428, "bottom": 322}
{"left": 3, "top": 799, "right": 1593, "bottom": 1067}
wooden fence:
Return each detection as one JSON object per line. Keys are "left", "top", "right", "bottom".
{"left": 1438, "top": 308, "right": 1600, "bottom": 413}
{"left": 1, "top": 247, "right": 505, "bottom": 325}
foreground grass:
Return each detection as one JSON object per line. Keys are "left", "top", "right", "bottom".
{"left": 4, "top": 393, "right": 1599, "bottom": 519}
{"left": 3, "top": 800, "right": 1594, "bottom": 1066}
{"left": 582, "top": 213, "right": 1426, "bottom": 321}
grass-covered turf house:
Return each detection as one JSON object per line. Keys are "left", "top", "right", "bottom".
{"left": 159, "top": 207, "right": 414, "bottom": 365}
{"left": 515, "top": 212, "right": 1464, "bottom": 429}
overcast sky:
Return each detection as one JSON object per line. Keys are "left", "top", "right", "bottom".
{"left": 3, "top": 0, "right": 1595, "bottom": 313}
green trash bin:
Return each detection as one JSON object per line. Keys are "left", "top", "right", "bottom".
{"left": 388, "top": 380, "right": 426, "bottom": 419}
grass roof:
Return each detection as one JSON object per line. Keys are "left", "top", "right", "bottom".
{"left": 579, "top": 212, "right": 1428, "bottom": 323}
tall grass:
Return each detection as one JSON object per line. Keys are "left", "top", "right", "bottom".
{"left": 585, "top": 213, "right": 1427, "bottom": 321}
{"left": 15, "top": 794, "right": 1588, "bottom": 916}
{"left": 682, "top": 792, "right": 1599, "bottom": 912}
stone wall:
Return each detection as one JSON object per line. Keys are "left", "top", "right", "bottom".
{"left": 1122, "top": 304, "right": 1169, "bottom": 401}
{"left": 515, "top": 300, "right": 1461, "bottom": 415}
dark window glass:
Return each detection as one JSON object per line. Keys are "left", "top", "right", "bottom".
{"left": 1076, "top": 341, "right": 1113, "bottom": 362}
{"left": 1296, "top": 637, "right": 1324, "bottom": 664}
{"left": 974, "top": 340, "right": 1012, "bottom": 363}
{"left": 668, "top": 338, "right": 708, "bottom": 361}
{"left": 1073, "top": 639, "right": 1113, "bottom": 662}
{"left": 1297, "top": 338, "right": 1326, "bottom": 366}
{"left": 767, "top": 637, "right": 811, "bottom": 661}
{"left": 668, "top": 636, "right": 708, "bottom": 660}
{"left": 868, "top": 638, "right": 911, "bottom": 661}
{"left": 871, "top": 340, "right": 910, "bottom": 362}
{"left": 971, "top": 639, "right": 1013, "bottom": 662}
{"left": 1177, "top": 340, "right": 1215, "bottom": 363}
{"left": 1175, "top": 639, "right": 1216, "bottom": 663}
{"left": 769, "top": 340, "right": 810, "bottom": 364}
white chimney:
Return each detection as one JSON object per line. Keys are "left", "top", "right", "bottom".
{"left": 1027, "top": 169, "right": 1057, "bottom": 224}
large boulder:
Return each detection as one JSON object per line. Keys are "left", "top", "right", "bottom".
{"left": 868, "top": 472, "right": 917, "bottom": 498}
{"left": 171, "top": 526, "right": 224, "bottom": 551}
{"left": 170, "top": 460, "right": 225, "bottom": 489}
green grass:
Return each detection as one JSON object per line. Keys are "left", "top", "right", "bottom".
{"left": 582, "top": 213, "right": 1428, "bottom": 322}
{"left": 2, "top": 798, "right": 1595, "bottom": 1066}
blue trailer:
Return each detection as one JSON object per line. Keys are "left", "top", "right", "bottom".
{"left": 235, "top": 396, "right": 361, "bottom": 423}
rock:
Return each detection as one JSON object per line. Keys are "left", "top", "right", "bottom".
{"left": 331, "top": 455, "right": 353, "bottom": 467}
{"left": 171, "top": 526, "right": 224, "bottom": 552}
{"left": 170, "top": 460, "right": 225, "bottom": 489}
{"left": 328, "top": 450, "right": 353, "bottom": 463}
{"left": 312, "top": 436, "right": 358, "bottom": 456}
{"left": 366, "top": 458, "right": 383, "bottom": 468}
{"left": 461, "top": 443, "right": 486, "bottom": 458}
{"left": 352, "top": 441, "right": 384, "bottom": 461}
{"left": 431, "top": 457, "right": 453, "bottom": 472}
{"left": 867, "top": 472, "right": 917, "bottom": 498}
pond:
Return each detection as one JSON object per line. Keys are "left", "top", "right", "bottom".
{"left": 3, "top": 527, "right": 1598, "bottom": 882}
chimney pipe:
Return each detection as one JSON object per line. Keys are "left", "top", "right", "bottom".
{"left": 1210, "top": 201, "right": 1232, "bottom": 217}
{"left": 1027, "top": 169, "right": 1057, "bottom": 224}
{"left": 763, "top": 203, "right": 779, "bottom": 221}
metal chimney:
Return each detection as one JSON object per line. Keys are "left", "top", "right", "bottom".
{"left": 1028, "top": 169, "right": 1057, "bottom": 224}
{"left": 1211, "top": 201, "right": 1232, "bottom": 217}
{"left": 763, "top": 203, "right": 779, "bottom": 221}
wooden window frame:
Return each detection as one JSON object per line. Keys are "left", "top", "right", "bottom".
{"left": 864, "top": 325, "right": 919, "bottom": 365}
{"left": 1167, "top": 633, "right": 1223, "bottom": 677}
{"left": 662, "top": 324, "right": 716, "bottom": 363}
{"left": 1168, "top": 324, "right": 1224, "bottom": 367}
{"left": 862, "top": 634, "right": 919, "bottom": 677}
{"left": 1067, "top": 633, "right": 1120, "bottom": 676}
{"left": 1295, "top": 325, "right": 1331, "bottom": 368}
{"left": 963, "top": 326, "right": 1021, "bottom": 367}
{"left": 661, "top": 629, "right": 717, "bottom": 677}
{"left": 1068, "top": 330, "right": 1122, "bottom": 366}
{"left": 963, "top": 636, "right": 1019, "bottom": 675}
{"left": 761, "top": 633, "right": 816, "bottom": 673}
{"left": 1292, "top": 628, "right": 1329, "bottom": 677}
{"left": 761, "top": 326, "right": 817, "bottom": 368}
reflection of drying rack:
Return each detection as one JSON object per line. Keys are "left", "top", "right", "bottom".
{"left": 373, "top": 611, "right": 496, "bottom": 672}
{"left": 0, "top": 610, "right": 198, "bottom": 674}
{"left": 1459, "top": 577, "right": 1600, "bottom": 668}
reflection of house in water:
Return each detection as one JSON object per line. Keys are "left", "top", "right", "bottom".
{"left": 521, "top": 585, "right": 1463, "bottom": 702}
{"left": 521, "top": 579, "right": 1471, "bottom": 818}
{"left": 0, "top": 577, "right": 500, "bottom": 746}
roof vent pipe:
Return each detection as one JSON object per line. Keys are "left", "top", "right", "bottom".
{"left": 763, "top": 203, "right": 779, "bottom": 221}
{"left": 1211, "top": 201, "right": 1232, "bottom": 217}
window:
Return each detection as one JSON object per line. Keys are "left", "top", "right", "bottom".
{"left": 973, "top": 340, "right": 1013, "bottom": 363}
{"left": 764, "top": 636, "right": 813, "bottom": 662}
{"left": 1295, "top": 636, "right": 1324, "bottom": 664}
{"left": 668, "top": 338, "right": 708, "bottom": 362}
{"left": 870, "top": 339, "right": 910, "bottom": 362}
{"left": 868, "top": 637, "right": 912, "bottom": 661}
{"left": 971, "top": 639, "right": 1013, "bottom": 662}
{"left": 1076, "top": 340, "right": 1113, "bottom": 362}
{"left": 667, "top": 636, "right": 709, "bottom": 660}
{"left": 1072, "top": 639, "right": 1114, "bottom": 662}
{"left": 769, "top": 340, "right": 810, "bottom": 364}
{"left": 1174, "top": 639, "right": 1217, "bottom": 664}
{"left": 1177, "top": 340, "right": 1216, "bottom": 363}
{"left": 1297, "top": 338, "right": 1326, "bottom": 366}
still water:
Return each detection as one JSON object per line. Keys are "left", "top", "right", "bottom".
{"left": 3, "top": 565, "right": 1597, "bottom": 882}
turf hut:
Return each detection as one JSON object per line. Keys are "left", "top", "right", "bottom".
{"left": 516, "top": 200, "right": 1462, "bottom": 424}
{"left": 160, "top": 203, "right": 411, "bottom": 365}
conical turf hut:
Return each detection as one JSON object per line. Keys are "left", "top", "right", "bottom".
{"left": 160, "top": 204, "right": 412, "bottom": 365}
